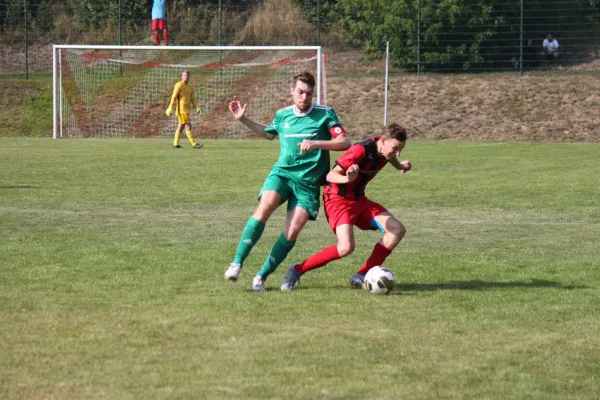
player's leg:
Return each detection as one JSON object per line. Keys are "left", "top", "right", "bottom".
{"left": 224, "top": 190, "right": 281, "bottom": 282}
{"left": 183, "top": 122, "right": 202, "bottom": 148}
{"left": 256, "top": 180, "right": 317, "bottom": 289}
{"left": 357, "top": 211, "right": 406, "bottom": 276}
{"left": 255, "top": 206, "right": 309, "bottom": 287}
{"left": 282, "top": 224, "right": 353, "bottom": 291}
{"left": 152, "top": 19, "right": 160, "bottom": 45}
{"left": 282, "top": 195, "right": 362, "bottom": 290}
{"left": 159, "top": 20, "right": 168, "bottom": 45}
{"left": 173, "top": 123, "right": 184, "bottom": 147}
{"left": 237, "top": 190, "right": 281, "bottom": 262}
{"left": 225, "top": 174, "right": 290, "bottom": 283}
{"left": 296, "top": 224, "right": 354, "bottom": 274}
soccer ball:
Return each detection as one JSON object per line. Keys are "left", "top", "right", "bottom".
{"left": 364, "top": 266, "right": 395, "bottom": 295}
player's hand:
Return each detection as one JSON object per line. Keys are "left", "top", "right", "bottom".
{"left": 165, "top": 106, "right": 173, "bottom": 117}
{"left": 298, "top": 140, "right": 317, "bottom": 154}
{"left": 399, "top": 160, "right": 412, "bottom": 174}
{"left": 346, "top": 164, "right": 360, "bottom": 182}
{"left": 196, "top": 106, "right": 202, "bottom": 115}
{"left": 228, "top": 96, "right": 247, "bottom": 120}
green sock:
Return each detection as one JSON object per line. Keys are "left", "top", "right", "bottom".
{"left": 233, "top": 218, "right": 265, "bottom": 265}
{"left": 257, "top": 233, "right": 296, "bottom": 280}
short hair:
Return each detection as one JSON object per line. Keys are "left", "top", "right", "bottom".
{"left": 292, "top": 71, "right": 315, "bottom": 88}
{"left": 182, "top": 70, "right": 190, "bottom": 75}
{"left": 381, "top": 123, "right": 407, "bottom": 142}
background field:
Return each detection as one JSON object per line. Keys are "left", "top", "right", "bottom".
{"left": 1, "top": 138, "right": 599, "bottom": 399}
{"left": 2, "top": 56, "right": 600, "bottom": 142}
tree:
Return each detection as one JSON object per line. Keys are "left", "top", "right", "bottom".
{"left": 338, "top": 0, "right": 600, "bottom": 72}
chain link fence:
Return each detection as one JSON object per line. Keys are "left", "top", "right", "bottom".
{"left": 1, "top": 0, "right": 599, "bottom": 77}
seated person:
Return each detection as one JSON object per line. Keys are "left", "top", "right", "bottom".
{"left": 524, "top": 38, "right": 538, "bottom": 69}
{"left": 542, "top": 32, "right": 560, "bottom": 62}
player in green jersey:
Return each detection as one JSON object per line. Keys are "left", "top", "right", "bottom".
{"left": 224, "top": 71, "right": 351, "bottom": 291}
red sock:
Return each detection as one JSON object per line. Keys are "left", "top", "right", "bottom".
{"left": 163, "top": 30, "right": 169, "bottom": 45}
{"left": 358, "top": 243, "right": 392, "bottom": 274}
{"left": 295, "top": 245, "right": 341, "bottom": 274}
{"left": 154, "top": 31, "right": 159, "bottom": 46}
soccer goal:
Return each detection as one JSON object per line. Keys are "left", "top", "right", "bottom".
{"left": 52, "top": 45, "right": 325, "bottom": 139}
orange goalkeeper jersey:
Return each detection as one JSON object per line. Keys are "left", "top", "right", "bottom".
{"left": 168, "top": 81, "right": 197, "bottom": 116}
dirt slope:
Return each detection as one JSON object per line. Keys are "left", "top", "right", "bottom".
{"left": 2, "top": 50, "right": 599, "bottom": 142}
{"left": 326, "top": 51, "right": 600, "bottom": 143}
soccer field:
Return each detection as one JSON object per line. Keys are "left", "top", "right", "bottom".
{"left": 1, "top": 138, "right": 599, "bottom": 399}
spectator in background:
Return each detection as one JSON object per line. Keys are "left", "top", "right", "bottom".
{"left": 152, "top": 0, "right": 168, "bottom": 46}
{"left": 542, "top": 32, "right": 560, "bottom": 64}
{"left": 523, "top": 38, "right": 538, "bottom": 70}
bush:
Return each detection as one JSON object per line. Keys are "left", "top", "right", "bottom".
{"left": 236, "top": 0, "right": 314, "bottom": 45}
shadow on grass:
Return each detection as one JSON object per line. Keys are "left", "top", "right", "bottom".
{"left": 0, "top": 185, "right": 38, "bottom": 189}
{"left": 241, "top": 280, "right": 586, "bottom": 293}
{"left": 395, "top": 279, "right": 586, "bottom": 292}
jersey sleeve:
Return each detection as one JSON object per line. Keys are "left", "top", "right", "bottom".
{"left": 190, "top": 86, "right": 197, "bottom": 109}
{"left": 325, "top": 107, "right": 342, "bottom": 129}
{"left": 325, "top": 106, "right": 345, "bottom": 138}
{"left": 264, "top": 111, "right": 280, "bottom": 136}
{"left": 168, "top": 82, "right": 181, "bottom": 108}
{"left": 335, "top": 144, "right": 365, "bottom": 171}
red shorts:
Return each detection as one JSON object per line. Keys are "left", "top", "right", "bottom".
{"left": 152, "top": 19, "right": 167, "bottom": 31}
{"left": 324, "top": 195, "right": 387, "bottom": 233}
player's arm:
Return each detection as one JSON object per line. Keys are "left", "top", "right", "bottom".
{"left": 166, "top": 83, "right": 180, "bottom": 116}
{"left": 327, "top": 164, "right": 359, "bottom": 184}
{"left": 388, "top": 157, "right": 412, "bottom": 173}
{"left": 239, "top": 116, "right": 275, "bottom": 140}
{"left": 190, "top": 87, "right": 202, "bottom": 114}
{"left": 190, "top": 87, "right": 197, "bottom": 109}
{"left": 298, "top": 125, "right": 351, "bottom": 153}
{"left": 229, "top": 96, "right": 276, "bottom": 140}
{"left": 168, "top": 83, "right": 180, "bottom": 108}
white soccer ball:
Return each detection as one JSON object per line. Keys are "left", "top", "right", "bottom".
{"left": 364, "top": 266, "right": 395, "bottom": 295}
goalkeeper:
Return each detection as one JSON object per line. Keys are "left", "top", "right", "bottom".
{"left": 166, "top": 70, "right": 203, "bottom": 149}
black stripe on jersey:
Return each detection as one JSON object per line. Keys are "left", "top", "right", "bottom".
{"left": 331, "top": 161, "right": 347, "bottom": 197}
{"left": 352, "top": 138, "right": 383, "bottom": 198}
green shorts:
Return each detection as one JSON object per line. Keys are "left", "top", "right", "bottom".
{"left": 259, "top": 172, "right": 320, "bottom": 220}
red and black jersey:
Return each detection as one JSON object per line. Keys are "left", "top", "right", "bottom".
{"left": 323, "top": 137, "right": 387, "bottom": 200}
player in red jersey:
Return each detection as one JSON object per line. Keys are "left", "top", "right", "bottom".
{"left": 281, "top": 122, "right": 412, "bottom": 291}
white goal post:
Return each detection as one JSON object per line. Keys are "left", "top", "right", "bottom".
{"left": 52, "top": 45, "right": 325, "bottom": 139}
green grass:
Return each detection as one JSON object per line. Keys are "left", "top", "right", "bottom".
{"left": 1, "top": 138, "right": 600, "bottom": 399}
{"left": 0, "top": 76, "right": 53, "bottom": 137}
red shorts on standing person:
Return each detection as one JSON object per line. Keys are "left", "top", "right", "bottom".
{"left": 324, "top": 194, "right": 387, "bottom": 234}
{"left": 152, "top": 19, "right": 167, "bottom": 30}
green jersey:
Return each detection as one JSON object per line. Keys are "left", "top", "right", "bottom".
{"left": 264, "top": 103, "right": 342, "bottom": 186}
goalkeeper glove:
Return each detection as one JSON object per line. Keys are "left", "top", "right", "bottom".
{"left": 165, "top": 106, "right": 173, "bottom": 117}
{"left": 196, "top": 106, "right": 202, "bottom": 115}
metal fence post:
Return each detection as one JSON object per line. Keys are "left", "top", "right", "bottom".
{"left": 218, "top": 0, "right": 222, "bottom": 46}
{"left": 316, "top": 0, "right": 321, "bottom": 45}
{"left": 119, "top": 0, "right": 123, "bottom": 76}
{"left": 24, "top": 0, "right": 29, "bottom": 78}
{"left": 417, "top": 0, "right": 421, "bottom": 75}
{"left": 519, "top": 0, "right": 523, "bottom": 76}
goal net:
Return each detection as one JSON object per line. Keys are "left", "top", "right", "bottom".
{"left": 52, "top": 45, "right": 324, "bottom": 139}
